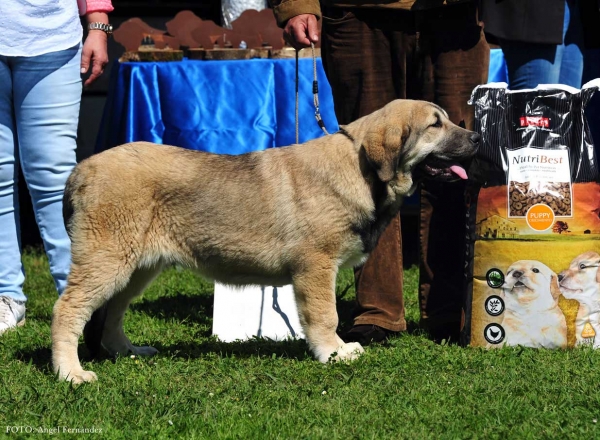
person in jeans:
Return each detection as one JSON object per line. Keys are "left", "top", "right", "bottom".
{"left": 581, "top": 1, "right": 600, "bottom": 150}
{"left": 0, "top": 0, "right": 114, "bottom": 334}
{"left": 271, "top": 0, "right": 489, "bottom": 344}
{"left": 481, "top": 0, "right": 586, "bottom": 89}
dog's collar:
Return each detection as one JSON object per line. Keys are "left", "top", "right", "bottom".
{"left": 337, "top": 127, "right": 354, "bottom": 142}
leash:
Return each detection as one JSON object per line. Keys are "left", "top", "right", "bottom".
{"left": 295, "top": 42, "right": 330, "bottom": 144}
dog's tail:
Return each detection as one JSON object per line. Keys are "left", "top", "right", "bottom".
{"left": 62, "top": 162, "right": 93, "bottom": 237}
{"left": 62, "top": 172, "right": 76, "bottom": 237}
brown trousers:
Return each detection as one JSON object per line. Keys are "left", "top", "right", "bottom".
{"left": 320, "top": 3, "right": 489, "bottom": 336}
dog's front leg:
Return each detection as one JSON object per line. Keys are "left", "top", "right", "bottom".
{"left": 292, "top": 263, "right": 364, "bottom": 362}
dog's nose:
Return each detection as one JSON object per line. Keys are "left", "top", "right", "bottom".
{"left": 512, "top": 270, "right": 522, "bottom": 278}
{"left": 470, "top": 133, "right": 481, "bottom": 144}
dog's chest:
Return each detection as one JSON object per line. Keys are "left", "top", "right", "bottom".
{"left": 338, "top": 238, "right": 369, "bottom": 269}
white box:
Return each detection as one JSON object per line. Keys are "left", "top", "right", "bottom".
{"left": 212, "top": 284, "right": 305, "bottom": 342}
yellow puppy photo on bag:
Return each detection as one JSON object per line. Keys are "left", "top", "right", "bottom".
{"left": 497, "top": 260, "right": 568, "bottom": 349}
{"left": 559, "top": 251, "right": 600, "bottom": 347}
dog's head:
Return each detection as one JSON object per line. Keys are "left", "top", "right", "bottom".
{"left": 502, "top": 260, "right": 562, "bottom": 309}
{"left": 558, "top": 251, "right": 600, "bottom": 300}
{"left": 342, "top": 99, "right": 479, "bottom": 195}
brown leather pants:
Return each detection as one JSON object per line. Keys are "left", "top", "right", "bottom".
{"left": 321, "top": 3, "right": 489, "bottom": 335}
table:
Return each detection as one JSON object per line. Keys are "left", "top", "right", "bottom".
{"left": 489, "top": 48, "right": 508, "bottom": 84}
{"left": 96, "top": 57, "right": 339, "bottom": 154}
{"left": 97, "top": 50, "right": 506, "bottom": 153}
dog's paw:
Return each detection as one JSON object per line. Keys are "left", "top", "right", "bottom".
{"left": 102, "top": 340, "right": 159, "bottom": 357}
{"left": 65, "top": 370, "right": 98, "bottom": 384}
{"left": 131, "top": 345, "right": 158, "bottom": 357}
{"left": 330, "top": 342, "right": 364, "bottom": 362}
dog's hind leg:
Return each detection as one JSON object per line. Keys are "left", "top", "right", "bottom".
{"left": 292, "top": 263, "right": 364, "bottom": 363}
{"left": 100, "top": 264, "right": 164, "bottom": 357}
{"left": 52, "top": 259, "right": 136, "bottom": 384}
{"left": 83, "top": 304, "right": 108, "bottom": 359}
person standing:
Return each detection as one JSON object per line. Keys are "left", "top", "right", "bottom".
{"left": 580, "top": 0, "right": 600, "bottom": 149}
{"left": 272, "top": 0, "right": 489, "bottom": 343}
{"left": 0, "top": 0, "right": 114, "bottom": 334}
{"left": 481, "top": 0, "right": 585, "bottom": 89}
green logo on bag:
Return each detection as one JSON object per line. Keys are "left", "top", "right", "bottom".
{"left": 486, "top": 268, "right": 505, "bottom": 288}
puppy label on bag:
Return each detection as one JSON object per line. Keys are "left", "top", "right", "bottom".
{"left": 507, "top": 148, "right": 572, "bottom": 221}
{"left": 462, "top": 80, "right": 600, "bottom": 350}
{"left": 507, "top": 148, "right": 569, "bottom": 181}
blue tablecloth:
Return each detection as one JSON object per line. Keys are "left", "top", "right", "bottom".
{"left": 96, "top": 57, "right": 339, "bottom": 154}
{"left": 489, "top": 48, "right": 508, "bottom": 83}
{"left": 97, "top": 50, "right": 507, "bottom": 155}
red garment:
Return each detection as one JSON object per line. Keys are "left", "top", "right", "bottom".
{"left": 78, "top": 0, "right": 114, "bottom": 15}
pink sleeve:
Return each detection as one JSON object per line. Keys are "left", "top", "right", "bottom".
{"left": 85, "top": 0, "right": 114, "bottom": 13}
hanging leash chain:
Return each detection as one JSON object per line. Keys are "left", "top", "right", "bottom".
{"left": 311, "top": 42, "right": 329, "bottom": 136}
{"left": 295, "top": 49, "right": 299, "bottom": 144}
{"left": 295, "top": 42, "right": 330, "bottom": 144}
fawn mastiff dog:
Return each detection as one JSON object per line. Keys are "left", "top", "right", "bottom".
{"left": 52, "top": 99, "right": 480, "bottom": 383}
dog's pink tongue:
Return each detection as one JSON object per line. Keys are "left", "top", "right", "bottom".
{"left": 450, "top": 165, "right": 468, "bottom": 180}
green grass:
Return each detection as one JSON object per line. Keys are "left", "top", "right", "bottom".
{"left": 1, "top": 249, "right": 600, "bottom": 439}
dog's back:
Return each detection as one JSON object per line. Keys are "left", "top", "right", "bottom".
{"left": 65, "top": 141, "right": 370, "bottom": 283}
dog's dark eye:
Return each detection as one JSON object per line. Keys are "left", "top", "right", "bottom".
{"left": 580, "top": 263, "right": 587, "bottom": 270}
{"left": 532, "top": 268, "right": 539, "bottom": 273}
{"left": 431, "top": 117, "right": 442, "bottom": 128}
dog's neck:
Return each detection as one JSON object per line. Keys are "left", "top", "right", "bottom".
{"left": 337, "top": 127, "right": 353, "bottom": 142}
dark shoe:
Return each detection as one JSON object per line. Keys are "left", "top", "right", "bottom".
{"left": 425, "top": 321, "right": 461, "bottom": 345}
{"left": 343, "top": 324, "right": 398, "bottom": 346}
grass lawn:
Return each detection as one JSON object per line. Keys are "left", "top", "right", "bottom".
{"left": 1, "top": 249, "right": 599, "bottom": 439}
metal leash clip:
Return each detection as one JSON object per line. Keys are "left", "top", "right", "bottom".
{"left": 295, "top": 42, "right": 330, "bottom": 144}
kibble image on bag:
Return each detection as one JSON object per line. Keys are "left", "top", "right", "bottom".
{"left": 462, "top": 80, "right": 600, "bottom": 349}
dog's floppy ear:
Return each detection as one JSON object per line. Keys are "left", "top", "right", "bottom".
{"left": 550, "top": 273, "right": 562, "bottom": 301}
{"left": 361, "top": 126, "right": 408, "bottom": 183}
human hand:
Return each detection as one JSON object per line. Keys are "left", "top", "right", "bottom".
{"left": 81, "top": 30, "right": 109, "bottom": 86}
{"left": 283, "top": 14, "right": 319, "bottom": 50}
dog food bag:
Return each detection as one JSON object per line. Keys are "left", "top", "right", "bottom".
{"left": 462, "top": 79, "right": 600, "bottom": 349}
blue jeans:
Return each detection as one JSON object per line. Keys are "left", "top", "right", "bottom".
{"left": 0, "top": 45, "right": 81, "bottom": 301}
{"left": 500, "top": 0, "right": 584, "bottom": 89}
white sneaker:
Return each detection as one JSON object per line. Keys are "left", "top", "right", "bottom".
{"left": 0, "top": 296, "right": 26, "bottom": 335}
